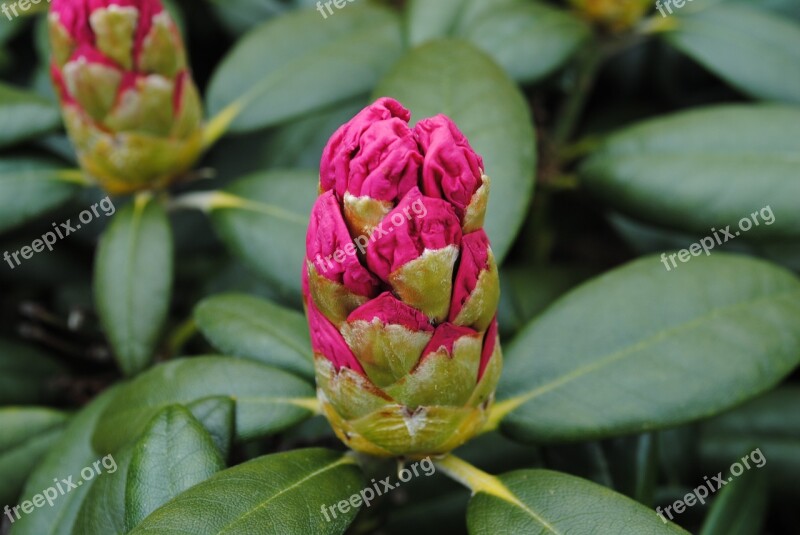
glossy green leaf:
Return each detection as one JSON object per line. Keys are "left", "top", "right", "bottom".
{"left": 496, "top": 254, "right": 800, "bottom": 443}
{"left": 195, "top": 293, "right": 313, "bottom": 380}
{"left": 209, "top": 170, "right": 318, "bottom": 299}
{"left": 206, "top": 4, "right": 403, "bottom": 133}
{"left": 0, "top": 408, "right": 68, "bottom": 505}
{"left": 94, "top": 195, "right": 174, "bottom": 376}
{"left": 92, "top": 356, "right": 315, "bottom": 454}
{"left": 374, "top": 39, "right": 536, "bottom": 262}
{"left": 699, "top": 387, "right": 800, "bottom": 495}
{"left": 73, "top": 445, "right": 133, "bottom": 535}
{"left": 497, "top": 266, "right": 592, "bottom": 337}
{"left": 0, "top": 158, "right": 80, "bottom": 234}
{"left": 129, "top": 448, "right": 364, "bottom": 535}
{"left": 580, "top": 105, "right": 800, "bottom": 238}
{"left": 0, "top": 339, "right": 64, "bottom": 404}
{"left": 0, "top": 82, "right": 61, "bottom": 148}
{"left": 9, "top": 388, "right": 119, "bottom": 535}
{"left": 185, "top": 396, "right": 235, "bottom": 461}
{"left": 698, "top": 467, "right": 767, "bottom": 535}
{"left": 467, "top": 469, "right": 688, "bottom": 534}
{"left": 458, "top": 1, "right": 589, "bottom": 83}
{"left": 664, "top": 5, "right": 800, "bottom": 104}
{"left": 126, "top": 406, "right": 225, "bottom": 529}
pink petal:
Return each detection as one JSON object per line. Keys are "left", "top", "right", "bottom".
{"left": 420, "top": 322, "right": 480, "bottom": 361}
{"left": 347, "top": 292, "right": 433, "bottom": 332}
{"left": 306, "top": 191, "right": 380, "bottom": 297}
{"left": 449, "top": 230, "right": 491, "bottom": 322}
{"left": 320, "top": 97, "right": 422, "bottom": 203}
{"left": 307, "top": 298, "right": 365, "bottom": 374}
{"left": 416, "top": 115, "right": 484, "bottom": 220}
{"left": 365, "top": 188, "right": 462, "bottom": 281}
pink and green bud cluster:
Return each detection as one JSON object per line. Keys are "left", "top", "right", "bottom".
{"left": 303, "top": 98, "right": 502, "bottom": 458}
{"left": 49, "top": 0, "right": 203, "bottom": 194}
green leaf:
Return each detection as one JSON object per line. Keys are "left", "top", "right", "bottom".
{"left": 495, "top": 253, "right": 800, "bottom": 443}
{"left": 663, "top": 5, "right": 800, "bottom": 104}
{"left": 206, "top": 4, "right": 404, "bottom": 133}
{"left": 209, "top": 170, "right": 318, "bottom": 299}
{"left": 0, "top": 339, "right": 64, "bottom": 404}
{"left": 373, "top": 39, "right": 536, "bottom": 263}
{"left": 195, "top": 293, "right": 313, "bottom": 380}
{"left": 0, "top": 408, "right": 68, "bottom": 505}
{"left": 129, "top": 449, "right": 364, "bottom": 535}
{"left": 406, "top": 0, "right": 463, "bottom": 45}
{"left": 185, "top": 396, "right": 236, "bottom": 461}
{"left": 206, "top": 0, "right": 287, "bottom": 34}
{"left": 467, "top": 469, "right": 689, "bottom": 534}
{"left": 94, "top": 195, "right": 174, "bottom": 376}
{"left": 126, "top": 405, "right": 225, "bottom": 529}
{"left": 497, "top": 266, "right": 592, "bottom": 337}
{"left": 0, "top": 82, "right": 61, "bottom": 148}
{"left": 0, "top": 158, "right": 80, "bottom": 234}
{"left": 73, "top": 445, "right": 133, "bottom": 535}
{"left": 579, "top": 105, "right": 800, "bottom": 238}
{"left": 698, "top": 467, "right": 768, "bottom": 535}
{"left": 9, "top": 388, "right": 119, "bottom": 535}
{"left": 699, "top": 387, "right": 800, "bottom": 496}
{"left": 457, "top": 1, "right": 589, "bottom": 83}
{"left": 92, "top": 356, "right": 315, "bottom": 454}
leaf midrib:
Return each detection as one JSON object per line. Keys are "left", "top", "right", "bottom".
{"left": 504, "top": 287, "right": 800, "bottom": 411}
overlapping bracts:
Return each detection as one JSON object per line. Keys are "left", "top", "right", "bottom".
{"left": 303, "top": 98, "right": 502, "bottom": 458}
{"left": 50, "top": 0, "right": 203, "bottom": 194}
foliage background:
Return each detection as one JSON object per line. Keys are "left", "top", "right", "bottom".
{"left": 1, "top": 0, "right": 799, "bottom": 533}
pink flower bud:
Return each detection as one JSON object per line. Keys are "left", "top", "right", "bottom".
{"left": 49, "top": 0, "right": 203, "bottom": 194}
{"left": 304, "top": 98, "right": 503, "bottom": 458}
{"left": 415, "top": 115, "right": 484, "bottom": 221}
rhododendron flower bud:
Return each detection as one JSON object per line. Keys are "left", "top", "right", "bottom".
{"left": 49, "top": 0, "right": 203, "bottom": 194}
{"left": 303, "top": 98, "right": 502, "bottom": 458}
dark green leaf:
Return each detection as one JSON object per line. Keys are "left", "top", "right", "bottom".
{"left": 0, "top": 408, "right": 68, "bottom": 505}
{"left": 126, "top": 406, "right": 225, "bottom": 529}
{"left": 497, "top": 254, "right": 800, "bottom": 443}
{"left": 0, "top": 158, "right": 80, "bottom": 234}
{"left": 206, "top": 4, "right": 403, "bottom": 133}
{"left": 664, "top": 5, "right": 800, "bottom": 104}
{"left": 129, "top": 449, "right": 364, "bottom": 535}
{"left": 94, "top": 195, "right": 174, "bottom": 376}
{"left": 699, "top": 387, "right": 800, "bottom": 495}
{"left": 92, "top": 356, "right": 315, "bottom": 454}
{"left": 457, "top": 1, "right": 589, "bottom": 83}
{"left": 580, "top": 105, "right": 800, "bottom": 238}
{"left": 698, "top": 467, "right": 768, "bottom": 535}
{"left": 0, "top": 339, "right": 64, "bottom": 404}
{"left": 9, "top": 388, "right": 119, "bottom": 535}
{"left": 210, "top": 170, "right": 318, "bottom": 299}
{"left": 185, "top": 396, "right": 236, "bottom": 461}
{"left": 374, "top": 39, "right": 536, "bottom": 262}
{"left": 0, "top": 82, "right": 61, "bottom": 148}
{"left": 467, "top": 469, "right": 688, "bottom": 534}
{"left": 194, "top": 293, "right": 313, "bottom": 380}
